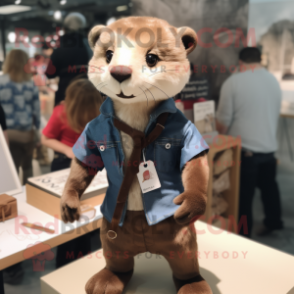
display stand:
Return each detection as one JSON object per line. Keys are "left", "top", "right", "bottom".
{"left": 204, "top": 135, "right": 241, "bottom": 231}
{"left": 40, "top": 220, "right": 294, "bottom": 294}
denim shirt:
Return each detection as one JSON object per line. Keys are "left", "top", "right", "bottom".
{"left": 73, "top": 97, "right": 209, "bottom": 226}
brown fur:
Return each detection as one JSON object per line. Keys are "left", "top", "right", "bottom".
{"left": 87, "top": 16, "right": 197, "bottom": 105}
{"left": 95, "top": 211, "right": 212, "bottom": 294}
{"left": 61, "top": 158, "right": 94, "bottom": 223}
{"left": 89, "top": 17, "right": 197, "bottom": 57}
{"left": 174, "top": 151, "right": 209, "bottom": 225}
{"left": 85, "top": 268, "right": 133, "bottom": 294}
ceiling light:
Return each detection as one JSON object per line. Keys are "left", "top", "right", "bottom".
{"left": 15, "top": 0, "right": 22, "bottom": 4}
{"left": 116, "top": 5, "right": 128, "bottom": 12}
{"left": 60, "top": 0, "right": 66, "bottom": 5}
{"left": 0, "top": 5, "right": 31, "bottom": 14}
{"left": 54, "top": 10, "right": 62, "bottom": 20}
{"left": 8, "top": 32, "right": 16, "bottom": 43}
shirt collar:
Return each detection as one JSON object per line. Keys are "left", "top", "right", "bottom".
{"left": 100, "top": 97, "right": 177, "bottom": 120}
{"left": 100, "top": 97, "right": 115, "bottom": 117}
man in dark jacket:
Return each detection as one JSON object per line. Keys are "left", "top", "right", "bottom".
{"left": 45, "top": 12, "right": 92, "bottom": 106}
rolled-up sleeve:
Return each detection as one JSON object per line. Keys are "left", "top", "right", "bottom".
{"left": 180, "top": 121, "right": 209, "bottom": 170}
{"left": 216, "top": 78, "right": 234, "bottom": 127}
{"left": 73, "top": 123, "right": 104, "bottom": 171}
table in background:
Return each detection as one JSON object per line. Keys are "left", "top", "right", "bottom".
{"left": 0, "top": 187, "right": 104, "bottom": 294}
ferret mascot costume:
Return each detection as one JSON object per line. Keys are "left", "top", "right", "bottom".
{"left": 61, "top": 16, "right": 212, "bottom": 294}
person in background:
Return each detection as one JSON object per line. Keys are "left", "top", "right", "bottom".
{"left": 0, "top": 49, "right": 40, "bottom": 285}
{"left": 0, "top": 103, "right": 8, "bottom": 145}
{"left": 216, "top": 47, "right": 283, "bottom": 238}
{"left": 0, "top": 49, "right": 40, "bottom": 184}
{"left": 45, "top": 12, "right": 92, "bottom": 106}
{"left": 41, "top": 42, "right": 53, "bottom": 58}
{"left": 42, "top": 78, "right": 103, "bottom": 172}
{"left": 41, "top": 78, "right": 103, "bottom": 268}
{"left": 32, "top": 53, "right": 48, "bottom": 90}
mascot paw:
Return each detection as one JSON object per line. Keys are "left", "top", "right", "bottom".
{"left": 60, "top": 195, "right": 80, "bottom": 223}
{"left": 178, "top": 281, "right": 212, "bottom": 294}
{"left": 85, "top": 268, "right": 133, "bottom": 294}
{"left": 174, "top": 275, "right": 212, "bottom": 294}
{"left": 173, "top": 191, "right": 207, "bottom": 225}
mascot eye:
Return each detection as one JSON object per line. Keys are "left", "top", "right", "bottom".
{"left": 146, "top": 54, "right": 158, "bottom": 67}
{"left": 106, "top": 50, "right": 113, "bottom": 63}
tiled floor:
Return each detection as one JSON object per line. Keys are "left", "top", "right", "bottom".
{"left": 3, "top": 117, "right": 294, "bottom": 294}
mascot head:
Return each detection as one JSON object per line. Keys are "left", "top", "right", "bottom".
{"left": 88, "top": 16, "right": 197, "bottom": 105}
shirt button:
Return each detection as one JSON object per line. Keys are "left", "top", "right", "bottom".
{"left": 100, "top": 145, "right": 105, "bottom": 152}
{"left": 165, "top": 143, "right": 171, "bottom": 149}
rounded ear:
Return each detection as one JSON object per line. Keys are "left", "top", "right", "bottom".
{"left": 177, "top": 27, "right": 197, "bottom": 55}
{"left": 88, "top": 25, "right": 106, "bottom": 49}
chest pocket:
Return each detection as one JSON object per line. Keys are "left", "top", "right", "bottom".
{"left": 154, "top": 138, "right": 182, "bottom": 172}
{"left": 98, "top": 141, "right": 120, "bottom": 171}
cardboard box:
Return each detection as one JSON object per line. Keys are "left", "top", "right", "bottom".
{"left": 26, "top": 168, "right": 108, "bottom": 219}
{"left": 26, "top": 184, "right": 105, "bottom": 220}
{"left": 0, "top": 194, "right": 18, "bottom": 222}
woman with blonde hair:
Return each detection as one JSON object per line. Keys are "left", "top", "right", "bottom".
{"left": 0, "top": 49, "right": 40, "bottom": 184}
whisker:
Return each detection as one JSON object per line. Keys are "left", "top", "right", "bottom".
{"left": 99, "top": 84, "right": 108, "bottom": 94}
{"left": 139, "top": 86, "right": 148, "bottom": 107}
{"left": 88, "top": 71, "right": 103, "bottom": 75}
{"left": 88, "top": 64, "right": 105, "bottom": 70}
{"left": 141, "top": 85, "right": 156, "bottom": 102}
{"left": 93, "top": 81, "right": 105, "bottom": 87}
{"left": 92, "top": 81, "right": 104, "bottom": 87}
{"left": 144, "top": 81, "right": 170, "bottom": 99}
{"left": 91, "top": 81, "right": 105, "bottom": 90}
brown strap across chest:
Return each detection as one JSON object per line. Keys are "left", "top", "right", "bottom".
{"left": 107, "top": 113, "right": 169, "bottom": 239}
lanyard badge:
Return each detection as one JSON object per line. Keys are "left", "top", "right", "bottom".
{"left": 137, "top": 149, "right": 161, "bottom": 193}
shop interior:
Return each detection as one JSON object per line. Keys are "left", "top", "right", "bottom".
{"left": 0, "top": 0, "right": 294, "bottom": 293}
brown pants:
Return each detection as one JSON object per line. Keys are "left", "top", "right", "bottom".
{"left": 9, "top": 140, "right": 35, "bottom": 184}
{"left": 100, "top": 211, "right": 200, "bottom": 281}
{"left": 7, "top": 129, "right": 35, "bottom": 184}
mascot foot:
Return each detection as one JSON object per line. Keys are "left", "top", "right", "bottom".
{"left": 85, "top": 268, "right": 133, "bottom": 294}
{"left": 173, "top": 275, "right": 212, "bottom": 294}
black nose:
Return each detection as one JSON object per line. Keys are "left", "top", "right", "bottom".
{"left": 110, "top": 66, "right": 132, "bottom": 83}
